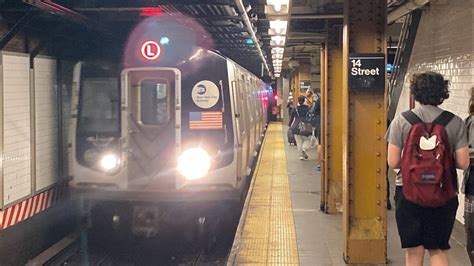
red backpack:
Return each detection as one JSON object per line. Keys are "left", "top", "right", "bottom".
{"left": 400, "top": 110, "right": 457, "bottom": 207}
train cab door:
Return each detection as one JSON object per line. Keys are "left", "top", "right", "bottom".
{"left": 121, "top": 68, "right": 181, "bottom": 190}
{"left": 238, "top": 74, "right": 251, "bottom": 177}
{"left": 231, "top": 71, "right": 245, "bottom": 184}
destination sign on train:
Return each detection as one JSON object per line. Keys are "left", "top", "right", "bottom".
{"left": 349, "top": 53, "right": 385, "bottom": 90}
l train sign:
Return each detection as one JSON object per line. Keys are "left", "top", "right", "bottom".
{"left": 141, "top": 40, "right": 162, "bottom": 61}
{"left": 349, "top": 53, "right": 385, "bottom": 91}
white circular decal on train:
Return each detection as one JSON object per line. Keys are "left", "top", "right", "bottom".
{"left": 192, "top": 80, "right": 220, "bottom": 109}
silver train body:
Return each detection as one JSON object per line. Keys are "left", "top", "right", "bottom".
{"left": 67, "top": 32, "right": 272, "bottom": 235}
{"left": 69, "top": 56, "right": 270, "bottom": 202}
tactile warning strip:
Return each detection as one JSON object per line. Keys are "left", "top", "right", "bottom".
{"left": 230, "top": 123, "right": 299, "bottom": 265}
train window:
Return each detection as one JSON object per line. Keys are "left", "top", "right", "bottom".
{"left": 140, "top": 79, "right": 170, "bottom": 125}
{"left": 78, "top": 77, "right": 120, "bottom": 135}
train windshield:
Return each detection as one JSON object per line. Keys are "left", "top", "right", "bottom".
{"left": 77, "top": 63, "right": 120, "bottom": 136}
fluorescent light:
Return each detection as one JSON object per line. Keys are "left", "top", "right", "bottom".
{"left": 275, "top": 74, "right": 280, "bottom": 78}
{"left": 272, "top": 54, "right": 283, "bottom": 59}
{"left": 269, "top": 20, "right": 287, "bottom": 35}
{"left": 273, "top": 59, "right": 282, "bottom": 64}
{"left": 271, "top": 47, "right": 284, "bottom": 54}
{"left": 267, "top": 0, "right": 289, "bottom": 12}
{"left": 270, "top": 35, "right": 286, "bottom": 46}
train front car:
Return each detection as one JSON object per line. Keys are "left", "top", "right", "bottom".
{"left": 69, "top": 17, "right": 268, "bottom": 238}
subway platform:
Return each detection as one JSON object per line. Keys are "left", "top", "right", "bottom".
{"left": 227, "top": 123, "right": 470, "bottom": 265}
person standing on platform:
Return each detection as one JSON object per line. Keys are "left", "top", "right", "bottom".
{"left": 386, "top": 72, "right": 469, "bottom": 266}
{"left": 463, "top": 87, "right": 474, "bottom": 264}
{"left": 289, "top": 95, "right": 312, "bottom": 160}
{"left": 286, "top": 92, "right": 294, "bottom": 119}
{"left": 307, "top": 89, "right": 322, "bottom": 171}
{"left": 305, "top": 89, "right": 314, "bottom": 106}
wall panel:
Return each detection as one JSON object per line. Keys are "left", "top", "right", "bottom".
{"left": 2, "top": 53, "right": 31, "bottom": 205}
{"left": 34, "top": 57, "right": 58, "bottom": 191}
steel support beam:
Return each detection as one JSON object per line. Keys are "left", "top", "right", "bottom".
{"left": 292, "top": 14, "right": 344, "bottom": 19}
{"left": 320, "top": 43, "right": 327, "bottom": 211}
{"left": 0, "top": 10, "right": 35, "bottom": 49}
{"left": 342, "top": 0, "right": 387, "bottom": 263}
{"left": 23, "top": 0, "right": 105, "bottom": 32}
{"left": 234, "top": 0, "right": 270, "bottom": 75}
{"left": 387, "top": 0, "right": 428, "bottom": 24}
{"left": 322, "top": 23, "right": 344, "bottom": 214}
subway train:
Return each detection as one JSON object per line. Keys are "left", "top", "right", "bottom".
{"left": 68, "top": 18, "right": 272, "bottom": 238}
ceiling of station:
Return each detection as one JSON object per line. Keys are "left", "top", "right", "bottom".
{"left": 0, "top": 0, "right": 408, "bottom": 78}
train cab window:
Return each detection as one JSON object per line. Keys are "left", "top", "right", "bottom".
{"left": 78, "top": 76, "right": 120, "bottom": 136}
{"left": 140, "top": 79, "right": 171, "bottom": 125}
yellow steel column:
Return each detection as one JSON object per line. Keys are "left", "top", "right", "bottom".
{"left": 342, "top": 0, "right": 387, "bottom": 263}
{"left": 324, "top": 24, "right": 344, "bottom": 214}
{"left": 320, "top": 43, "right": 327, "bottom": 211}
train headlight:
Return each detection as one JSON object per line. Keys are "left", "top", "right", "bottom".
{"left": 177, "top": 148, "right": 211, "bottom": 180}
{"left": 100, "top": 153, "right": 120, "bottom": 171}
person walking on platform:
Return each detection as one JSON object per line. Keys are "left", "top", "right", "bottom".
{"left": 289, "top": 95, "right": 312, "bottom": 160}
{"left": 386, "top": 72, "right": 469, "bottom": 266}
{"left": 463, "top": 87, "right": 474, "bottom": 264}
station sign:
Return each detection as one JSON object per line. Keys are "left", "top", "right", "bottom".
{"left": 141, "top": 40, "right": 161, "bottom": 61}
{"left": 349, "top": 53, "right": 385, "bottom": 91}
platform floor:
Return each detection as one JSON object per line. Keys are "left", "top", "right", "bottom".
{"left": 229, "top": 122, "right": 470, "bottom": 265}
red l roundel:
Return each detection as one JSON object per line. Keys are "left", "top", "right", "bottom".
{"left": 141, "top": 40, "right": 161, "bottom": 61}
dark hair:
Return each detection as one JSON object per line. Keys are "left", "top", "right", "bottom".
{"left": 298, "top": 95, "right": 306, "bottom": 105}
{"left": 410, "top": 72, "right": 449, "bottom": 106}
{"left": 470, "top": 87, "right": 474, "bottom": 115}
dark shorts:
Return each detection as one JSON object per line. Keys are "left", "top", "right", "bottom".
{"left": 394, "top": 186, "right": 459, "bottom": 250}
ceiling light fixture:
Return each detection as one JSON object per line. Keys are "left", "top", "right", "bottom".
{"left": 270, "top": 35, "right": 286, "bottom": 46}
{"left": 269, "top": 20, "right": 287, "bottom": 35}
{"left": 266, "top": 0, "right": 289, "bottom": 13}
{"left": 272, "top": 53, "right": 283, "bottom": 59}
{"left": 271, "top": 47, "right": 284, "bottom": 54}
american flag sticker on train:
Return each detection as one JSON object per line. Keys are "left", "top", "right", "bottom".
{"left": 189, "top": 111, "right": 223, "bottom": 129}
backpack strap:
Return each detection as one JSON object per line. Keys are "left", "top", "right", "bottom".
{"left": 432, "top": 111, "right": 454, "bottom": 127}
{"left": 401, "top": 110, "right": 423, "bottom": 125}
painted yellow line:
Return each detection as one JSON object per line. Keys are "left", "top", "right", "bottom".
{"left": 232, "top": 123, "right": 299, "bottom": 265}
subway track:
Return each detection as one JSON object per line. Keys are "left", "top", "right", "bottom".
{"left": 28, "top": 211, "right": 239, "bottom": 265}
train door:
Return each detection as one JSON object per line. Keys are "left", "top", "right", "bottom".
{"left": 240, "top": 74, "right": 252, "bottom": 176}
{"left": 230, "top": 73, "right": 241, "bottom": 184}
{"left": 244, "top": 77, "right": 255, "bottom": 168}
{"left": 121, "top": 68, "right": 181, "bottom": 190}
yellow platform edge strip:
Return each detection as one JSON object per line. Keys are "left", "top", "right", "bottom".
{"left": 227, "top": 123, "right": 299, "bottom": 265}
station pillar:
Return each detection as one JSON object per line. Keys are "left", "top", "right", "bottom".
{"left": 321, "top": 22, "right": 344, "bottom": 214}
{"left": 342, "top": 0, "right": 387, "bottom": 263}
{"left": 320, "top": 43, "right": 327, "bottom": 212}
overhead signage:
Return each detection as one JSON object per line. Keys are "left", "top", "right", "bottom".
{"left": 191, "top": 80, "right": 220, "bottom": 109}
{"left": 141, "top": 40, "right": 161, "bottom": 61}
{"left": 300, "top": 80, "right": 310, "bottom": 92}
{"left": 349, "top": 53, "right": 385, "bottom": 90}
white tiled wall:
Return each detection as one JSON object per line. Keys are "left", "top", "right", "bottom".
{"left": 34, "top": 57, "right": 58, "bottom": 191}
{"left": 2, "top": 54, "right": 31, "bottom": 205}
{"left": 395, "top": 0, "right": 474, "bottom": 223}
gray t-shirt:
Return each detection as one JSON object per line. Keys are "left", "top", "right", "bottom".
{"left": 385, "top": 105, "right": 468, "bottom": 186}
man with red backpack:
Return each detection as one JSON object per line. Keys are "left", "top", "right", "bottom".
{"left": 386, "top": 72, "right": 469, "bottom": 266}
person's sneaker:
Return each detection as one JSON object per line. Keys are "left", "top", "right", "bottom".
{"left": 299, "top": 156, "right": 305, "bottom": 160}
{"left": 387, "top": 200, "right": 392, "bottom": 210}
{"left": 302, "top": 149, "right": 309, "bottom": 159}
